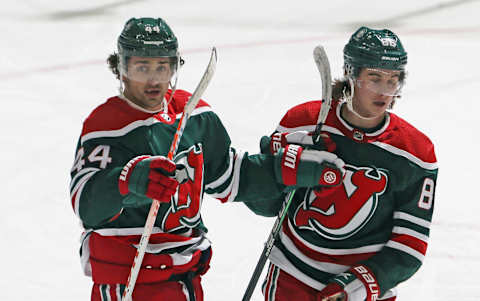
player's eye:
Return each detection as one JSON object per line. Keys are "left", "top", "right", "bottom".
{"left": 387, "top": 80, "right": 399, "bottom": 88}
{"left": 135, "top": 65, "right": 149, "bottom": 73}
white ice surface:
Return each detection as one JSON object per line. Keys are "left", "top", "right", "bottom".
{"left": 1, "top": 1, "right": 479, "bottom": 300}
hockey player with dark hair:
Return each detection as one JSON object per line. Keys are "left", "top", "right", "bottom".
{"left": 69, "top": 17, "right": 346, "bottom": 301}
{"left": 252, "top": 27, "right": 438, "bottom": 301}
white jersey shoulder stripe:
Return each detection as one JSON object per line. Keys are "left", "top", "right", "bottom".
{"left": 320, "top": 125, "right": 344, "bottom": 136}
{"left": 81, "top": 117, "right": 158, "bottom": 144}
{"left": 176, "top": 105, "right": 212, "bottom": 119}
{"left": 371, "top": 141, "right": 437, "bottom": 170}
{"left": 274, "top": 104, "right": 437, "bottom": 170}
{"left": 276, "top": 123, "right": 437, "bottom": 170}
{"left": 81, "top": 106, "right": 213, "bottom": 145}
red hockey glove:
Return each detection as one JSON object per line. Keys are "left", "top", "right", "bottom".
{"left": 264, "top": 130, "right": 337, "bottom": 155}
{"left": 273, "top": 144, "right": 345, "bottom": 188}
{"left": 317, "top": 265, "right": 380, "bottom": 301}
{"left": 118, "top": 155, "right": 179, "bottom": 207}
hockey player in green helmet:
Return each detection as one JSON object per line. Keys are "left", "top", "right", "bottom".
{"left": 337, "top": 26, "right": 408, "bottom": 128}
{"left": 108, "top": 17, "right": 183, "bottom": 111}
{"left": 251, "top": 27, "right": 438, "bottom": 301}
{"left": 70, "top": 17, "right": 346, "bottom": 301}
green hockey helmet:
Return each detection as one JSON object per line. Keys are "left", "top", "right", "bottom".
{"left": 343, "top": 26, "right": 407, "bottom": 77}
{"left": 117, "top": 17, "right": 183, "bottom": 83}
{"left": 118, "top": 17, "right": 179, "bottom": 59}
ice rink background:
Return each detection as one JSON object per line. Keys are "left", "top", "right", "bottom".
{"left": 1, "top": 0, "right": 479, "bottom": 300}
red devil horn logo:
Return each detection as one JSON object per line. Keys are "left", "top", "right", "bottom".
{"left": 293, "top": 166, "right": 388, "bottom": 239}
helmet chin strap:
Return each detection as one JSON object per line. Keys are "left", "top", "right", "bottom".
{"left": 344, "top": 77, "right": 384, "bottom": 121}
{"left": 166, "top": 74, "right": 178, "bottom": 107}
{"left": 118, "top": 79, "right": 124, "bottom": 95}
{"left": 166, "top": 55, "right": 183, "bottom": 107}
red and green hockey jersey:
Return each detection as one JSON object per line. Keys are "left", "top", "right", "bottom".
{"left": 69, "top": 89, "right": 285, "bottom": 284}
{"left": 250, "top": 99, "right": 438, "bottom": 299}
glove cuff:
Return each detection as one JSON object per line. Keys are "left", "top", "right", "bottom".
{"left": 275, "top": 144, "right": 303, "bottom": 186}
{"left": 270, "top": 132, "right": 287, "bottom": 155}
{"left": 118, "top": 155, "right": 150, "bottom": 195}
{"left": 348, "top": 265, "right": 380, "bottom": 301}
{"left": 270, "top": 131, "right": 315, "bottom": 155}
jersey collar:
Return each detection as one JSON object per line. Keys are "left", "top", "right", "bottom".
{"left": 119, "top": 93, "right": 168, "bottom": 115}
{"left": 335, "top": 102, "right": 390, "bottom": 142}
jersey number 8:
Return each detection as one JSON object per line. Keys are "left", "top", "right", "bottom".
{"left": 417, "top": 178, "right": 434, "bottom": 210}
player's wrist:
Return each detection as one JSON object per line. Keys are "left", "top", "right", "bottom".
{"left": 348, "top": 265, "right": 380, "bottom": 301}
{"left": 273, "top": 144, "right": 304, "bottom": 186}
{"left": 328, "top": 264, "right": 379, "bottom": 301}
{"left": 118, "top": 155, "right": 151, "bottom": 195}
{"left": 273, "top": 145, "right": 344, "bottom": 188}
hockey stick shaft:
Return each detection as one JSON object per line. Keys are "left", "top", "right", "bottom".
{"left": 314, "top": 45, "right": 333, "bottom": 126}
{"left": 122, "top": 47, "right": 217, "bottom": 301}
{"left": 241, "top": 190, "right": 295, "bottom": 301}
{"left": 241, "top": 45, "right": 332, "bottom": 301}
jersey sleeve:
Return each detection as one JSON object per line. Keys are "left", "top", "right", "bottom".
{"left": 69, "top": 126, "right": 135, "bottom": 228}
{"left": 357, "top": 148, "right": 438, "bottom": 296}
{"left": 199, "top": 111, "right": 286, "bottom": 214}
{"left": 237, "top": 101, "right": 324, "bottom": 217}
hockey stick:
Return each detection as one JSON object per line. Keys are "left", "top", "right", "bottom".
{"left": 122, "top": 47, "right": 217, "bottom": 301}
{"left": 313, "top": 45, "right": 333, "bottom": 125}
{"left": 241, "top": 45, "right": 332, "bottom": 301}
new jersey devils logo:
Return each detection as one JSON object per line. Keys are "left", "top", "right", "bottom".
{"left": 162, "top": 144, "right": 204, "bottom": 232}
{"left": 293, "top": 165, "right": 388, "bottom": 240}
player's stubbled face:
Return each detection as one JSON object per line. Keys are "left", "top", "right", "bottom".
{"left": 123, "top": 57, "right": 172, "bottom": 111}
